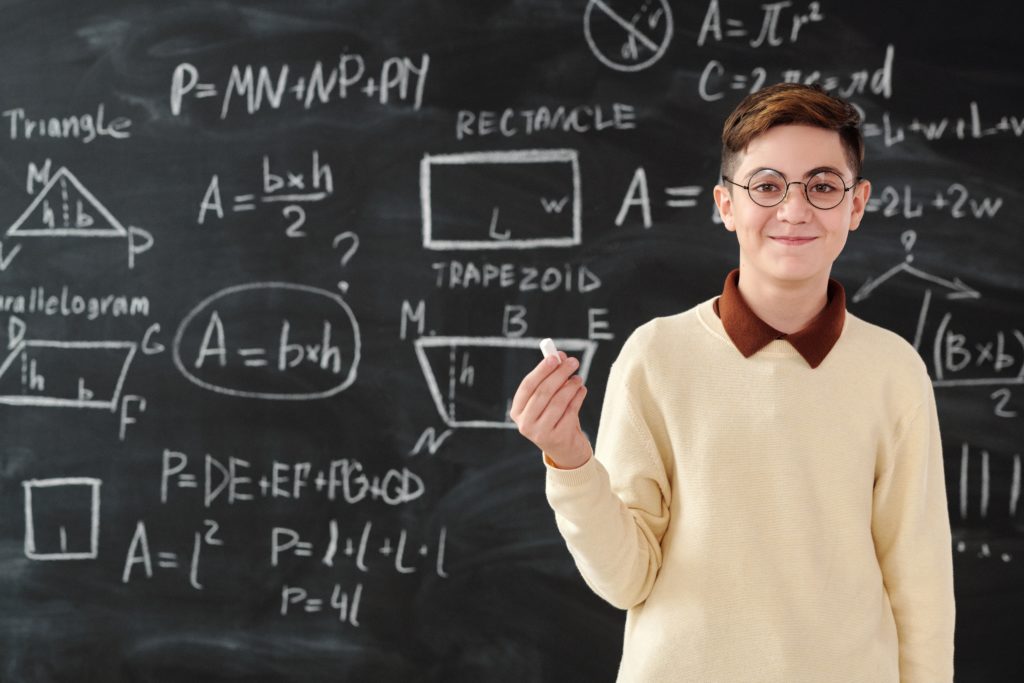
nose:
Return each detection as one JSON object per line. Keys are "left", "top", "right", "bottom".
{"left": 776, "top": 181, "right": 813, "bottom": 221}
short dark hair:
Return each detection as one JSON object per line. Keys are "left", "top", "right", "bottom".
{"left": 720, "top": 83, "right": 864, "bottom": 182}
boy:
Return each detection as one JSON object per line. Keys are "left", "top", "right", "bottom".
{"left": 510, "top": 83, "right": 955, "bottom": 682}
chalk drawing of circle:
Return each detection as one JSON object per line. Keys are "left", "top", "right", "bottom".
{"left": 584, "top": 0, "right": 674, "bottom": 73}
{"left": 172, "top": 282, "right": 360, "bottom": 401}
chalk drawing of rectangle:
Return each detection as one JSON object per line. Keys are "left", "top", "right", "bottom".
{"left": 421, "top": 149, "right": 581, "bottom": 250}
{"left": 414, "top": 336, "right": 598, "bottom": 428}
{"left": 0, "top": 341, "right": 137, "bottom": 410}
{"left": 23, "top": 478, "right": 101, "bottom": 560}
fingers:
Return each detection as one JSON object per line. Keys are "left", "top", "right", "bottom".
{"left": 510, "top": 350, "right": 571, "bottom": 419}
{"left": 509, "top": 350, "right": 591, "bottom": 465}
{"left": 509, "top": 353, "right": 558, "bottom": 418}
{"left": 553, "top": 382, "right": 588, "bottom": 433}
{"left": 517, "top": 355, "right": 580, "bottom": 427}
{"left": 524, "top": 376, "right": 590, "bottom": 467}
{"left": 532, "top": 374, "right": 584, "bottom": 433}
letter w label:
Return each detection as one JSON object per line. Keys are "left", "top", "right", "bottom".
{"left": 540, "top": 196, "right": 569, "bottom": 213}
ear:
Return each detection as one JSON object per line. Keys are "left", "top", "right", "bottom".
{"left": 848, "top": 178, "right": 871, "bottom": 232}
{"left": 713, "top": 185, "right": 736, "bottom": 232}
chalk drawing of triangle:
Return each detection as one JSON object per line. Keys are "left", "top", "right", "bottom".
{"left": 7, "top": 167, "right": 129, "bottom": 237}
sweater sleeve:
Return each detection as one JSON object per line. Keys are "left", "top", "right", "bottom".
{"left": 544, "top": 358, "right": 672, "bottom": 610}
{"left": 871, "top": 374, "right": 956, "bottom": 682}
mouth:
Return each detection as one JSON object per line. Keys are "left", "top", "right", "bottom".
{"left": 770, "top": 236, "right": 817, "bottom": 245}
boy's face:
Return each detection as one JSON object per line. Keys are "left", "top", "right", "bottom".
{"left": 712, "top": 124, "right": 871, "bottom": 289}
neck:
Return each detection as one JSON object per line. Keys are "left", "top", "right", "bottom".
{"left": 736, "top": 266, "right": 830, "bottom": 334}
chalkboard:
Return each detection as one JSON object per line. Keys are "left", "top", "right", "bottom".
{"left": 0, "top": 1, "right": 1021, "bottom": 681}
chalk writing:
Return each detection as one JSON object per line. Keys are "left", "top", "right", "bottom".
{"left": 121, "top": 518, "right": 224, "bottom": 589}
{"left": 0, "top": 286, "right": 149, "bottom": 319}
{"left": 429, "top": 261, "right": 602, "bottom": 293}
{"left": 615, "top": 167, "right": 708, "bottom": 228}
{"left": 2, "top": 104, "right": 131, "bottom": 143}
{"left": 197, "top": 151, "right": 334, "bottom": 236}
{"left": 698, "top": 44, "right": 894, "bottom": 101}
{"left": 932, "top": 314, "right": 1024, "bottom": 387}
{"left": 172, "top": 283, "right": 360, "bottom": 400}
{"left": 280, "top": 583, "right": 363, "bottom": 625}
{"left": 171, "top": 54, "right": 430, "bottom": 119}
{"left": 273, "top": 522, "right": 448, "bottom": 576}
{"left": 160, "top": 451, "right": 426, "bottom": 508}
{"left": 866, "top": 184, "right": 1003, "bottom": 220}
{"left": 455, "top": 104, "right": 637, "bottom": 139}
{"left": 697, "top": 0, "right": 825, "bottom": 47}
{"left": 956, "top": 444, "right": 1021, "bottom": 538}
{"left": 863, "top": 103, "right": 1024, "bottom": 146}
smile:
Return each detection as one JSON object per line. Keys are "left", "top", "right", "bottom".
{"left": 770, "top": 237, "right": 817, "bottom": 245}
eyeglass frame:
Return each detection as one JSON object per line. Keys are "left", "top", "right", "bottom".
{"left": 720, "top": 168, "right": 864, "bottom": 210}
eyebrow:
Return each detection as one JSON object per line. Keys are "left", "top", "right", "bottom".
{"left": 748, "top": 165, "right": 848, "bottom": 179}
{"left": 803, "top": 165, "right": 846, "bottom": 178}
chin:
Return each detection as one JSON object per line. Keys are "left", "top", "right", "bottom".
{"left": 767, "top": 263, "right": 826, "bottom": 283}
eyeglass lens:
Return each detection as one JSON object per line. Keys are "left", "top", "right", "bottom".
{"left": 746, "top": 169, "right": 848, "bottom": 209}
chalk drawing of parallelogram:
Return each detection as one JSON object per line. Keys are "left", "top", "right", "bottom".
{"left": 23, "top": 477, "right": 101, "bottom": 560}
{"left": 414, "top": 336, "right": 598, "bottom": 428}
{"left": 7, "top": 167, "right": 129, "bottom": 237}
{"left": 0, "top": 340, "right": 137, "bottom": 410}
{"left": 421, "top": 149, "right": 582, "bottom": 250}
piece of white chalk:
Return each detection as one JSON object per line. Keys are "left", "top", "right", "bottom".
{"left": 539, "top": 338, "right": 560, "bottom": 363}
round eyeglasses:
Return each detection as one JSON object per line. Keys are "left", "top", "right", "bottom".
{"left": 721, "top": 168, "right": 863, "bottom": 210}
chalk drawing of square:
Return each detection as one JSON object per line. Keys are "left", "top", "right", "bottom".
{"left": 414, "top": 336, "right": 598, "bottom": 428}
{"left": 421, "top": 149, "right": 581, "bottom": 250}
{"left": 23, "top": 478, "right": 101, "bottom": 560}
{"left": 0, "top": 341, "right": 137, "bottom": 410}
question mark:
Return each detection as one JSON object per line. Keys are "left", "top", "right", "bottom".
{"left": 900, "top": 229, "right": 916, "bottom": 263}
{"left": 332, "top": 231, "right": 360, "bottom": 293}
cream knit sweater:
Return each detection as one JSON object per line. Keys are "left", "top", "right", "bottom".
{"left": 545, "top": 297, "right": 955, "bottom": 682}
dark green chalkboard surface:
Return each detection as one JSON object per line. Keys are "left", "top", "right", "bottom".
{"left": 1, "top": 1, "right": 1021, "bottom": 680}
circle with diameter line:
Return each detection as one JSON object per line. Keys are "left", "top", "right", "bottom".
{"left": 584, "top": 0, "right": 674, "bottom": 72}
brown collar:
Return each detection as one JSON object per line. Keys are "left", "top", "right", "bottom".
{"left": 712, "top": 268, "right": 846, "bottom": 369}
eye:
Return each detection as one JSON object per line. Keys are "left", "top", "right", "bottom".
{"left": 747, "top": 170, "right": 786, "bottom": 194}
{"left": 807, "top": 172, "right": 844, "bottom": 194}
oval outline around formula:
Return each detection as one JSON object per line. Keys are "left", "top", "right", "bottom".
{"left": 172, "top": 282, "right": 361, "bottom": 400}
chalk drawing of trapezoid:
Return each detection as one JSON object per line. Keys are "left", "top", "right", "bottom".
{"left": 414, "top": 336, "right": 598, "bottom": 428}
{"left": 7, "top": 167, "right": 129, "bottom": 237}
{"left": 421, "top": 149, "right": 582, "bottom": 250}
{"left": 0, "top": 339, "right": 137, "bottom": 410}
